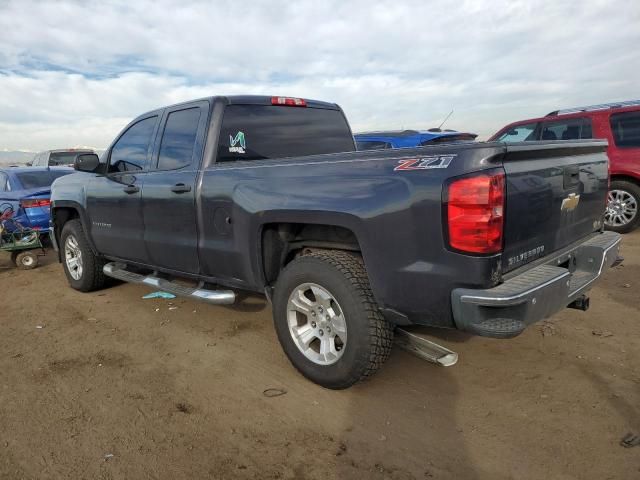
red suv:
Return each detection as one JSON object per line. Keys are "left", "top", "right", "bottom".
{"left": 490, "top": 100, "right": 640, "bottom": 233}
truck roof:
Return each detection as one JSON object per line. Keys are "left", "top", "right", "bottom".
{"left": 143, "top": 95, "right": 341, "bottom": 115}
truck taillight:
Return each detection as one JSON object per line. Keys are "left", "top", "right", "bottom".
{"left": 20, "top": 198, "right": 51, "bottom": 209}
{"left": 271, "top": 96, "right": 307, "bottom": 107}
{"left": 446, "top": 172, "right": 505, "bottom": 254}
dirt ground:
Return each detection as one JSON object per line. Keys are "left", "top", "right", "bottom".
{"left": 0, "top": 232, "right": 638, "bottom": 480}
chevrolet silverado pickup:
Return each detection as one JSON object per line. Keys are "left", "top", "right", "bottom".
{"left": 50, "top": 95, "right": 621, "bottom": 389}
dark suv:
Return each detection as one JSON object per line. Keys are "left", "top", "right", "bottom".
{"left": 490, "top": 100, "right": 640, "bottom": 233}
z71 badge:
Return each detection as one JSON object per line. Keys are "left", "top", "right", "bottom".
{"left": 394, "top": 154, "right": 456, "bottom": 171}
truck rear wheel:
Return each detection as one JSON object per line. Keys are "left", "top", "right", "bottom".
{"left": 605, "top": 180, "right": 640, "bottom": 233}
{"left": 272, "top": 250, "right": 393, "bottom": 389}
{"left": 60, "top": 219, "right": 106, "bottom": 292}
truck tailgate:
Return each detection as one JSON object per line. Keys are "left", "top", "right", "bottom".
{"left": 501, "top": 140, "right": 609, "bottom": 273}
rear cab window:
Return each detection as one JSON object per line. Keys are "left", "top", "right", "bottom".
{"left": 356, "top": 140, "right": 392, "bottom": 150}
{"left": 610, "top": 111, "right": 640, "bottom": 148}
{"left": 216, "top": 105, "right": 355, "bottom": 163}
{"left": 49, "top": 152, "right": 79, "bottom": 166}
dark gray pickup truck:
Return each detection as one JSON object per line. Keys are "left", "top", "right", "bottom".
{"left": 50, "top": 95, "right": 621, "bottom": 389}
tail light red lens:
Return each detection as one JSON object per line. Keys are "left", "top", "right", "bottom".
{"left": 20, "top": 198, "right": 51, "bottom": 209}
{"left": 271, "top": 96, "right": 307, "bottom": 107}
{"left": 447, "top": 172, "right": 505, "bottom": 254}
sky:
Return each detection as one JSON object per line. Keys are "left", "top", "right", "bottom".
{"left": 0, "top": 0, "right": 638, "bottom": 152}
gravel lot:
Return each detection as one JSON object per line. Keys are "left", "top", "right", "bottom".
{"left": 1, "top": 231, "right": 638, "bottom": 479}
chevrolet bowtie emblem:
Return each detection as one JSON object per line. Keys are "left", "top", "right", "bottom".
{"left": 561, "top": 193, "right": 580, "bottom": 212}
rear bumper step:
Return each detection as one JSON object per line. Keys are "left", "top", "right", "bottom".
{"left": 451, "top": 231, "right": 621, "bottom": 338}
{"left": 103, "top": 262, "right": 236, "bottom": 305}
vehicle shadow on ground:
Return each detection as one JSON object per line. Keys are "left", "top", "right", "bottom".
{"left": 334, "top": 351, "right": 481, "bottom": 479}
{"left": 579, "top": 365, "right": 640, "bottom": 433}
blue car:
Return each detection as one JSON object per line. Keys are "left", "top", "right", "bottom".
{"left": 0, "top": 167, "right": 74, "bottom": 233}
{"left": 354, "top": 129, "right": 477, "bottom": 150}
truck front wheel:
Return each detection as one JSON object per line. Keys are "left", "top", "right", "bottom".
{"left": 272, "top": 250, "right": 393, "bottom": 389}
{"left": 60, "top": 219, "right": 106, "bottom": 292}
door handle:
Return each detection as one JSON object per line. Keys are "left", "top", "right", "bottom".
{"left": 171, "top": 183, "right": 192, "bottom": 193}
{"left": 123, "top": 185, "right": 139, "bottom": 194}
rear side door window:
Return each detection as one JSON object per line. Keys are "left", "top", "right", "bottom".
{"left": 108, "top": 116, "right": 158, "bottom": 173}
{"left": 610, "top": 111, "right": 640, "bottom": 148}
{"left": 540, "top": 117, "right": 592, "bottom": 140}
{"left": 156, "top": 107, "right": 202, "bottom": 170}
{"left": 497, "top": 123, "right": 539, "bottom": 142}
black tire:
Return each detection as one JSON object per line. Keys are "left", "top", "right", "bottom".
{"left": 15, "top": 251, "right": 38, "bottom": 270}
{"left": 10, "top": 251, "right": 19, "bottom": 266}
{"left": 605, "top": 180, "right": 640, "bottom": 234}
{"left": 272, "top": 250, "right": 393, "bottom": 389}
{"left": 60, "top": 219, "right": 106, "bottom": 291}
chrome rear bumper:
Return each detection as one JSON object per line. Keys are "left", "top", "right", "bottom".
{"left": 451, "top": 231, "right": 621, "bottom": 338}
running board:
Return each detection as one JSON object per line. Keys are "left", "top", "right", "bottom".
{"left": 103, "top": 262, "right": 236, "bottom": 305}
{"left": 394, "top": 328, "right": 458, "bottom": 366}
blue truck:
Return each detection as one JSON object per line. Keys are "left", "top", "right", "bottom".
{"left": 50, "top": 95, "right": 621, "bottom": 389}
{"left": 354, "top": 129, "right": 477, "bottom": 150}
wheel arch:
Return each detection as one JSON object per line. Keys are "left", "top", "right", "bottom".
{"left": 610, "top": 173, "right": 640, "bottom": 187}
{"left": 51, "top": 201, "right": 98, "bottom": 259}
{"left": 259, "top": 221, "right": 363, "bottom": 288}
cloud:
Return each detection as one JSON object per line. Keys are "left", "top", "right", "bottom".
{"left": 0, "top": 0, "right": 638, "bottom": 150}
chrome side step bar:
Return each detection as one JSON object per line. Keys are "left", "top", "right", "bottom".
{"left": 394, "top": 328, "right": 458, "bottom": 366}
{"left": 103, "top": 262, "right": 236, "bottom": 305}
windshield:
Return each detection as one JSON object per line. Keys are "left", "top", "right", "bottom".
{"left": 16, "top": 170, "right": 73, "bottom": 189}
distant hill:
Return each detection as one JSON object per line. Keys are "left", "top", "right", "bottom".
{"left": 0, "top": 150, "right": 35, "bottom": 166}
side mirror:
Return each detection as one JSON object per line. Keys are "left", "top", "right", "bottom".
{"left": 74, "top": 153, "right": 100, "bottom": 172}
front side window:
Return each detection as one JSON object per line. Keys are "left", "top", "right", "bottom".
{"left": 497, "top": 123, "right": 538, "bottom": 142}
{"left": 610, "top": 111, "right": 640, "bottom": 148}
{"left": 217, "top": 105, "right": 355, "bottom": 163}
{"left": 157, "top": 107, "right": 201, "bottom": 170}
{"left": 540, "top": 117, "right": 592, "bottom": 141}
{"left": 108, "top": 116, "right": 158, "bottom": 173}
